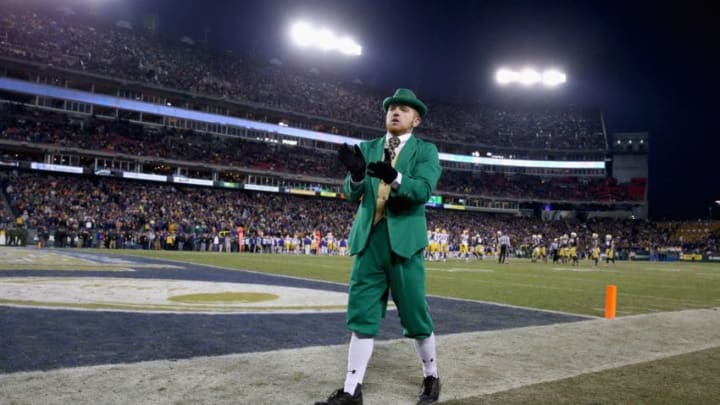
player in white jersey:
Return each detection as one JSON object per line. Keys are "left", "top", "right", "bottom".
{"left": 559, "top": 234, "right": 569, "bottom": 264}
{"left": 458, "top": 229, "right": 471, "bottom": 262}
{"left": 431, "top": 227, "right": 443, "bottom": 261}
{"left": 325, "top": 232, "right": 335, "bottom": 256}
{"left": 590, "top": 233, "right": 601, "bottom": 266}
{"left": 439, "top": 229, "right": 450, "bottom": 262}
{"left": 283, "top": 234, "right": 292, "bottom": 254}
{"left": 531, "top": 234, "right": 543, "bottom": 263}
{"left": 605, "top": 234, "right": 615, "bottom": 264}
{"left": 569, "top": 232, "right": 579, "bottom": 266}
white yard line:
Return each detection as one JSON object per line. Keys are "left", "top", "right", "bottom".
{"left": 1, "top": 307, "right": 718, "bottom": 405}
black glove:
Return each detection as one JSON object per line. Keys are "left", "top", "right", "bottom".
{"left": 338, "top": 143, "right": 366, "bottom": 181}
{"left": 367, "top": 161, "right": 398, "bottom": 184}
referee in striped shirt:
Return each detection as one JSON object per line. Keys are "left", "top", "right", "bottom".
{"left": 497, "top": 231, "right": 511, "bottom": 264}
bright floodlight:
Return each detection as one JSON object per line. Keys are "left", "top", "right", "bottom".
{"left": 542, "top": 69, "right": 567, "bottom": 86}
{"left": 495, "top": 68, "right": 514, "bottom": 85}
{"left": 290, "top": 21, "right": 362, "bottom": 56}
{"left": 495, "top": 67, "right": 567, "bottom": 87}
{"left": 518, "top": 68, "right": 542, "bottom": 86}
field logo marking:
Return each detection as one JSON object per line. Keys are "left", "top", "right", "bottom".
{"left": 0, "top": 277, "right": 348, "bottom": 314}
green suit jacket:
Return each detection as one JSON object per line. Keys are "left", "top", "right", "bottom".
{"left": 343, "top": 134, "right": 442, "bottom": 258}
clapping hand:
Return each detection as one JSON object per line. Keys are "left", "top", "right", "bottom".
{"left": 367, "top": 161, "right": 398, "bottom": 184}
{"left": 338, "top": 143, "right": 366, "bottom": 181}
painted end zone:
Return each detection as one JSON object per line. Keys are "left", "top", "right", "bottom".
{"left": 0, "top": 249, "right": 589, "bottom": 373}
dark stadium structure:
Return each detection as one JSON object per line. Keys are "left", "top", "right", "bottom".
{"left": 0, "top": 3, "right": 717, "bottom": 259}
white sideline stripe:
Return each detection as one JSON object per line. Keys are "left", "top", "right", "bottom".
{"left": 1, "top": 308, "right": 719, "bottom": 405}
{"left": 427, "top": 293, "right": 599, "bottom": 319}
{"left": 111, "top": 251, "right": 356, "bottom": 287}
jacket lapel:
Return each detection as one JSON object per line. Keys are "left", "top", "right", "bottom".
{"left": 394, "top": 135, "right": 417, "bottom": 174}
{"left": 367, "top": 137, "right": 385, "bottom": 199}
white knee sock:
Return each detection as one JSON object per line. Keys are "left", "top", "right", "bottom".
{"left": 414, "top": 332, "right": 438, "bottom": 377}
{"left": 344, "top": 333, "right": 374, "bottom": 395}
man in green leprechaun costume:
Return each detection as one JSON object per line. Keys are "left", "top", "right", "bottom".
{"left": 316, "top": 88, "right": 442, "bottom": 405}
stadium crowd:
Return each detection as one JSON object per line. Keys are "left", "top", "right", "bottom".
{"left": 0, "top": 5, "right": 605, "bottom": 150}
{"left": 1, "top": 171, "right": 716, "bottom": 256}
{"left": 0, "top": 104, "right": 639, "bottom": 202}
{"left": 1, "top": 170, "right": 353, "bottom": 250}
{"left": 2, "top": 4, "right": 707, "bottom": 257}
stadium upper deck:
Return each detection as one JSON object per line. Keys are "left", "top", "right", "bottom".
{"left": 0, "top": 104, "right": 640, "bottom": 206}
{"left": 0, "top": 5, "right": 606, "bottom": 153}
{"left": 0, "top": 2, "right": 647, "bottom": 221}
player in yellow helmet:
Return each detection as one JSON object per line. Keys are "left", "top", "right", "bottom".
{"left": 459, "top": 229, "right": 471, "bottom": 262}
{"left": 591, "top": 233, "right": 600, "bottom": 266}
{"left": 605, "top": 234, "right": 615, "bottom": 265}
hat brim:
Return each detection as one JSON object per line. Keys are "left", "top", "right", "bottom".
{"left": 383, "top": 96, "right": 428, "bottom": 117}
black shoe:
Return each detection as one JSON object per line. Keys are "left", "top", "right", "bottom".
{"left": 314, "top": 384, "right": 362, "bottom": 405}
{"left": 416, "top": 376, "right": 440, "bottom": 405}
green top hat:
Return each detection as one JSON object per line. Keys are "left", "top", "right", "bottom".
{"left": 382, "top": 88, "right": 428, "bottom": 117}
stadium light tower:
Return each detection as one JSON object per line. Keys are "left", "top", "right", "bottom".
{"left": 495, "top": 66, "right": 567, "bottom": 87}
{"left": 712, "top": 200, "right": 720, "bottom": 220}
{"left": 289, "top": 21, "right": 362, "bottom": 56}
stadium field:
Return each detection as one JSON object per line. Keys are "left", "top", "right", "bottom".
{"left": 101, "top": 249, "right": 720, "bottom": 317}
{"left": 1, "top": 248, "right": 719, "bottom": 404}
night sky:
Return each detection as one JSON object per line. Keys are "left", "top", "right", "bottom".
{"left": 65, "top": 0, "right": 720, "bottom": 219}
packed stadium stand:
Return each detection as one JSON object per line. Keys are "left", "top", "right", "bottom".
{"left": 1, "top": 3, "right": 716, "bottom": 259}
{"left": 0, "top": 6, "right": 604, "bottom": 149}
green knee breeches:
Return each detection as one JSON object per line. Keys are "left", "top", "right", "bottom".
{"left": 346, "top": 219, "right": 434, "bottom": 338}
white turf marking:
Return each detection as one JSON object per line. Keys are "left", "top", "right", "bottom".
{"left": 552, "top": 267, "right": 593, "bottom": 272}
{"left": 644, "top": 267, "right": 685, "bottom": 272}
{"left": 0, "top": 277, "right": 348, "bottom": 314}
{"left": 427, "top": 267, "right": 494, "bottom": 273}
{"left": 448, "top": 268, "right": 494, "bottom": 273}
{"left": 0, "top": 248, "right": 181, "bottom": 270}
{"left": 552, "top": 267, "right": 618, "bottom": 272}
{"left": 1, "top": 308, "right": 718, "bottom": 405}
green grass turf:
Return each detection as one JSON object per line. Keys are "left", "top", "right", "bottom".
{"left": 441, "top": 347, "right": 720, "bottom": 405}
{"left": 167, "top": 292, "right": 279, "bottom": 303}
{"left": 106, "top": 250, "right": 720, "bottom": 317}
{"left": 122, "top": 251, "right": 713, "bottom": 405}
{"left": 8, "top": 249, "right": 720, "bottom": 403}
